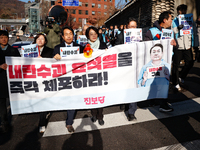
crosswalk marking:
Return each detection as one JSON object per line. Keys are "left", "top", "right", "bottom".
{"left": 152, "top": 139, "right": 200, "bottom": 150}
{"left": 43, "top": 98, "right": 200, "bottom": 137}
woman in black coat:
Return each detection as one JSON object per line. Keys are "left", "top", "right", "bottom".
{"left": 85, "top": 26, "right": 107, "bottom": 126}
{"left": 33, "top": 33, "right": 53, "bottom": 133}
{"left": 33, "top": 33, "right": 54, "bottom": 58}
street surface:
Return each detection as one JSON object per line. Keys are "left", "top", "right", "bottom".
{"left": 1, "top": 36, "right": 200, "bottom": 150}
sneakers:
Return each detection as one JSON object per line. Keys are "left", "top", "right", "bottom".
{"left": 98, "top": 119, "right": 104, "bottom": 126}
{"left": 66, "top": 125, "right": 75, "bottom": 133}
{"left": 39, "top": 126, "right": 46, "bottom": 133}
{"left": 91, "top": 116, "right": 97, "bottom": 122}
{"left": 127, "top": 114, "right": 137, "bottom": 121}
{"left": 159, "top": 104, "right": 173, "bottom": 112}
{"left": 175, "top": 84, "right": 182, "bottom": 91}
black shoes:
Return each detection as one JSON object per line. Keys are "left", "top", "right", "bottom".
{"left": 91, "top": 116, "right": 104, "bottom": 125}
{"left": 127, "top": 114, "right": 137, "bottom": 121}
{"left": 91, "top": 116, "right": 97, "bottom": 122}
{"left": 159, "top": 104, "right": 173, "bottom": 112}
{"left": 98, "top": 119, "right": 104, "bottom": 126}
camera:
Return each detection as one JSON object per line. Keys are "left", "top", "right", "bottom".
{"left": 45, "top": 17, "right": 55, "bottom": 28}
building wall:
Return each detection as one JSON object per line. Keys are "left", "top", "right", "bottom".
{"left": 55, "top": 0, "right": 115, "bottom": 28}
{"left": 105, "top": 0, "right": 199, "bottom": 28}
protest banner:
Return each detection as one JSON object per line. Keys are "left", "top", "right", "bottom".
{"left": 62, "top": 0, "right": 79, "bottom": 6}
{"left": 77, "top": 35, "right": 87, "bottom": 47}
{"left": 6, "top": 39, "right": 172, "bottom": 115}
{"left": 124, "top": 28, "right": 142, "bottom": 44}
{"left": 114, "top": 29, "right": 118, "bottom": 37}
{"left": 60, "top": 47, "right": 80, "bottom": 57}
{"left": 178, "top": 13, "right": 193, "bottom": 36}
{"left": 161, "top": 29, "right": 174, "bottom": 39}
{"left": 21, "top": 44, "right": 39, "bottom": 58}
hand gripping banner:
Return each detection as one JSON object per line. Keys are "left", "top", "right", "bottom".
{"left": 6, "top": 39, "right": 172, "bottom": 115}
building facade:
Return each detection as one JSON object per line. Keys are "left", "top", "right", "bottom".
{"left": 25, "top": 2, "right": 40, "bottom": 33}
{"left": 54, "top": 0, "right": 115, "bottom": 28}
{"left": 105, "top": 0, "right": 199, "bottom": 29}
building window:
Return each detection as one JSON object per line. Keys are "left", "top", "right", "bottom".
{"left": 92, "top": 3, "right": 95, "bottom": 8}
{"left": 85, "top": 10, "right": 88, "bottom": 15}
{"left": 85, "top": 3, "right": 88, "bottom": 7}
{"left": 98, "top": 4, "right": 101, "bottom": 8}
{"left": 104, "top": 12, "right": 107, "bottom": 15}
{"left": 73, "top": 18, "right": 76, "bottom": 22}
{"left": 79, "top": 18, "right": 82, "bottom": 23}
{"left": 104, "top": 5, "right": 107, "bottom": 9}
{"left": 98, "top": 12, "right": 101, "bottom": 15}
{"left": 79, "top": 10, "right": 82, "bottom": 14}
{"left": 92, "top": 11, "right": 95, "bottom": 15}
{"left": 71, "top": 9, "right": 76, "bottom": 14}
{"left": 104, "top": 0, "right": 107, "bottom": 1}
{"left": 79, "top": 2, "right": 82, "bottom": 6}
{"left": 86, "top": 18, "right": 88, "bottom": 22}
{"left": 110, "top": 0, "right": 112, "bottom": 1}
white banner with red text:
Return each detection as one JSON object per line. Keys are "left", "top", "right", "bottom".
{"left": 6, "top": 39, "right": 172, "bottom": 115}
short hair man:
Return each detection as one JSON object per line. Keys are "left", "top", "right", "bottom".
{"left": 115, "top": 17, "right": 138, "bottom": 121}
{"left": 115, "top": 17, "right": 137, "bottom": 45}
{"left": 0, "top": 30, "right": 20, "bottom": 133}
{"left": 52, "top": 26, "right": 84, "bottom": 133}
{"left": 171, "top": 4, "right": 197, "bottom": 91}
{"left": 144, "top": 11, "right": 175, "bottom": 112}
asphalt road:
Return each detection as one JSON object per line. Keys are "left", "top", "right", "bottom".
{"left": 1, "top": 38, "right": 200, "bottom": 150}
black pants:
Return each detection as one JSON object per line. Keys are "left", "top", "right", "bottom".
{"left": 0, "top": 98, "right": 8, "bottom": 125}
{"left": 172, "top": 49, "right": 194, "bottom": 85}
{"left": 91, "top": 108, "right": 103, "bottom": 120}
{"left": 39, "top": 112, "right": 49, "bottom": 127}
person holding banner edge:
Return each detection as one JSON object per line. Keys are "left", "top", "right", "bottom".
{"left": 32, "top": 33, "right": 54, "bottom": 133}
{"left": 53, "top": 26, "right": 84, "bottom": 133}
{"left": 85, "top": 26, "right": 107, "bottom": 125}
{"left": 115, "top": 17, "right": 138, "bottom": 121}
{"left": 144, "top": 11, "right": 176, "bottom": 112}
{"left": 0, "top": 30, "right": 21, "bottom": 133}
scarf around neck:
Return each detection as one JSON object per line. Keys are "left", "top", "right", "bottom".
{"left": 88, "top": 38, "right": 100, "bottom": 49}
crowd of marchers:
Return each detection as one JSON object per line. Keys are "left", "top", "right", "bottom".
{"left": 0, "top": 4, "right": 200, "bottom": 134}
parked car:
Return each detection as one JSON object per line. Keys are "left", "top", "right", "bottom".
{"left": 24, "top": 34, "right": 30, "bottom": 37}
{"left": 11, "top": 41, "right": 33, "bottom": 56}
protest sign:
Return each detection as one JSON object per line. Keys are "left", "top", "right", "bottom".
{"left": 77, "top": 35, "right": 87, "bottom": 47}
{"left": 114, "top": 29, "right": 118, "bottom": 36}
{"left": 21, "top": 44, "right": 39, "bottom": 58}
{"left": 124, "top": 28, "right": 142, "bottom": 44}
{"left": 178, "top": 13, "right": 193, "bottom": 36}
{"left": 60, "top": 47, "right": 80, "bottom": 57}
{"left": 161, "top": 29, "right": 174, "bottom": 39}
{"left": 6, "top": 39, "right": 172, "bottom": 115}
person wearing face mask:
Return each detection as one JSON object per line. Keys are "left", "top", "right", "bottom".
{"left": 85, "top": 26, "right": 107, "bottom": 125}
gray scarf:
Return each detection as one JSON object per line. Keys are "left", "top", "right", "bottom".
{"left": 88, "top": 38, "right": 100, "bottom": 49}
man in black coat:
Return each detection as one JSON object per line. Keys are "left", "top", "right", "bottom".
{"left": 0, "top": 30, "right": 20, "bottom": 133}
{"left": 53, "top": 26, "right": 83, "bottom": 133}
{"left": 114, "top": 17, "right": 138, "bottom": 121}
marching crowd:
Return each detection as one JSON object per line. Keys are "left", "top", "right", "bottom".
{"left": 0, "top": 4, "right": 200, "bottom": 134}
